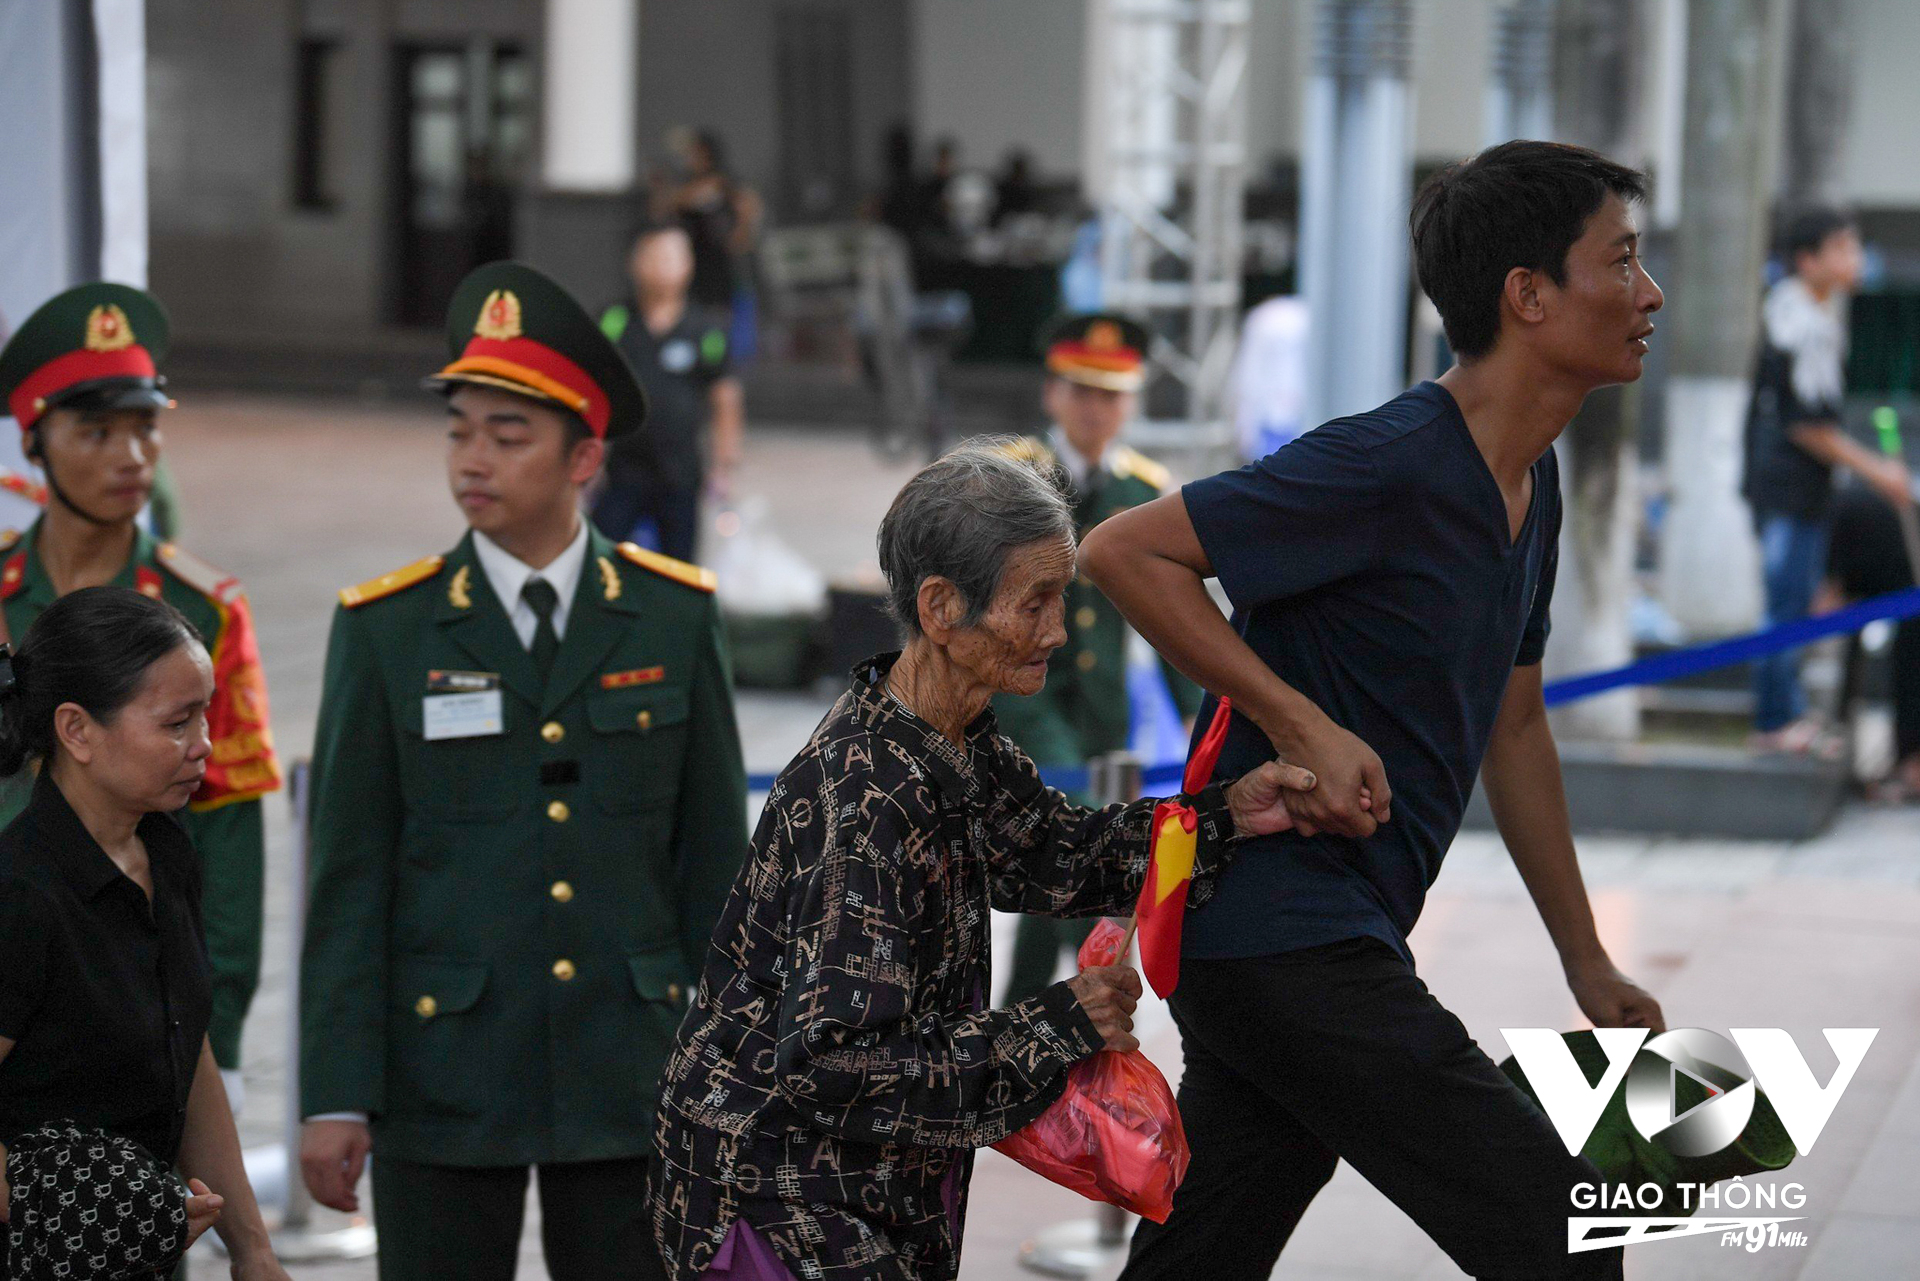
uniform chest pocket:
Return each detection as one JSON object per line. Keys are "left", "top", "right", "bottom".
{"left": 403, "top": 699, "right": 519, "bottom": 821}
{"left": 586, "top": 685, "right": 692, "bottom": 813}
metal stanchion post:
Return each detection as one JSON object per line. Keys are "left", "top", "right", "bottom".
{"left": 267, "top": 760, "right": 378, "bottom": 1260}
{"left": 1017, "top": 752, "right": 1142, "bottom": 1279}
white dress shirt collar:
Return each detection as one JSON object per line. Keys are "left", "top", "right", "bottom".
{"left": 472, "top": 520, "right": 590, "bottom": 648}
{"left": 1046, "top": 425, "right": 1118, "bottom": 494}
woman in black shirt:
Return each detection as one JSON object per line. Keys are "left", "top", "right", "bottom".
{"left": 0, "top": 587, "right": 290, "bottom": 1279}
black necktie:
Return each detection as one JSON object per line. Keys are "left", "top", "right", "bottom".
{"left": 522, "top": 577, "right": 560, "bottom": 679}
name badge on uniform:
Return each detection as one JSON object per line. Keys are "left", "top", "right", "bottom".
{"left": 423, "top": 670, "right": 503, "bottom": 740}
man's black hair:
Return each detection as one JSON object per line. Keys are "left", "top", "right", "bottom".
{"left": 1779, "top": 206, "right": 1855, "bottom": 266}
{"left": 1410, "top": 140, "right": 1649, "bottom": 361}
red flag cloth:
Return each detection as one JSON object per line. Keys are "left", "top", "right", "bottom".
{"left": 991, "top": 919, "right": 1191, "bottom": 1221}
{"left": 1133, "top": 697, "right": 1233, "bottom": 998}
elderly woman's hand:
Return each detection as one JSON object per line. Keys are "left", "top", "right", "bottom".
{"left": 1067, "top": 964, "right": 1142, "bottom": 1053}
{"left": 1225, "top": 760, "right": 1320, "bottom": 839}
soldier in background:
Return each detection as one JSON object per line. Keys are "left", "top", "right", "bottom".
{"left": 298, "top": 262, "right": 747, "bottom": 1281}
{"left": 0, "top": 283, "right": 280, "bottom": 1099}
{"left": 996, "top": 313, "right": 1201, "bottom": 1005}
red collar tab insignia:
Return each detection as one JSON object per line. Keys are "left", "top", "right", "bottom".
{"left": 0, "top": 551, "right": 24, "bottom": 600}
{"left": 85, "top": 304, "right": 136, "bottom": 352}
{"left": 474, "top": 290, "right": 523, "bottom": 341}
{"left": 600, "top": 666, "right": 666, "bottom": 690}
{"left": 1086, "top": 320, "right": 1123, "bottom": 352}
{"left": 135, "top": 566, "right": 164, "bottom": 599}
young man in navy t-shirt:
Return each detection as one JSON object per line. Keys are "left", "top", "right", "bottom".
{"left": 1084, "top": 141, "right": 1668, "bottom": 1279}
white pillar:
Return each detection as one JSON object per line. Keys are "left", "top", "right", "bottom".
{"left": 93, "top": 0, "right": 146, "bottom": 287}
{"left": 541, "top": 0, "right": 639, "bottom": 192}
{"left": 1300, "top": 0, "right": 1414, "bottom": 427}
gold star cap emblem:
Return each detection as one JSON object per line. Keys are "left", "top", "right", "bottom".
{"left": 1086, "top": 320, "right": 1123, "bottom": 352}
{"left": 473, "top": 289, "right": 523, "bottom": 341}
{"left": 84, "top": 304, "right": 136, "bottom": 352}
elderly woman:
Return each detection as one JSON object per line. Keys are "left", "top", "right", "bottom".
{"left": 647, "top": 445, "right": 1310, "bottom": 1280}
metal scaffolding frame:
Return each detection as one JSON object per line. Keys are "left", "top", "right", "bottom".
{"left": 1094, "top": 0, "right": 1250, "bottom": 455}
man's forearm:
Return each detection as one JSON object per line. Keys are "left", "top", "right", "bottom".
{"left": 1083, "top": 540, "right": 1322, "bottom": 750}
{"left": 1480, "top": 696, "right": 1607, "bottom": 971}
{"left": 1791, "top": 421, "right": 1878, "bottom": 476}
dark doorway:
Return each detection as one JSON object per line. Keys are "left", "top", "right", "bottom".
{"left": 393, "top": 42, "right": 532, "bottom": 327}
{"left": 773, "top": 6, "right": 856, "bottom": 219}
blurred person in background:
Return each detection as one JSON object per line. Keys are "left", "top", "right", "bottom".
{"left": 990, "top": 148, "right": 1040, "bottom": 228}
{"left": 995, "top": 313, "right": 1201, "bottom": 1007}
{"left": 0, "top": 586, "right": 291, "bottom": 1281}
{"left": 654, "top": 129, "right": 763, "bottom": 361}
{"left": 299, "top": 263, "right": 745, "bottom": 1281}
{"left": 647, "top": 443, "right": 1310, "bottom": 1280}
{"left": 0, "top": 284, "right": 280, "bottom": 1111}
{"left": 594, "top": 224, "right": 744, "bottom": 561}
{"left": 1821, "top": 481, "right": 1920, "bottom": 801}
{"left": 1742, "top": 208, "right": 1912, "bottom": 754}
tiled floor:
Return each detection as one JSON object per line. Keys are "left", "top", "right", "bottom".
{"left": 153, "top": 395, "right": 1919, "bottom": 1279}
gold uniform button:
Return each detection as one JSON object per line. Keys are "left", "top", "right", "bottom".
{"left": 666, "top": 983, "right": 684, "bottom": 1003}
{"left": 541, "top": 720, "right": 565, "bottom": 744}
{"left": 550, "top": 880, "right": 574, "bottom": 903}
{"left": 414, "top": 995, "right": 438, "bottom": 1019}
{"left": 552, "top": 958, "right": 576, "bottom": 981}
{"left": 547, "top": 800, "right": 570, "bottom": 823}
{"left": 1076, "top": 606, "right": 1098, "bottom": 630}
{"left": 1076, "top": 650, "right": 1098, "bottom": 672}
{"left": 636, "top": 709, "right": 653, "bottom": 730}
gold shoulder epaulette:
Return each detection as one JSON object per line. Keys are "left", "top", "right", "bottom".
{"left": 1111, "top": 445, "right": 1173, "bottom": 492}
{"left": 156, "top": 542, "right": 242, "bottom": 604}
{"left": 617, "top": 543, "right": 716, "bottom": 593}
{"left": 995, "top": 436, "right": 1057, "bottom": 471}
{"left": 339, "top": 555, "right": 445, "bottom": 608}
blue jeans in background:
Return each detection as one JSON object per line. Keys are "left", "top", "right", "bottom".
{"left": 1752, "top": 511, "right": 1830, "bottom": 732}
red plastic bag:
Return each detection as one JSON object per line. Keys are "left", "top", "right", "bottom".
{"left": 991, "top": 918, "right": 1190, "bottom": 1222}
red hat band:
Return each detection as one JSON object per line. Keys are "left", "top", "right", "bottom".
{"left": 9, "top": 346, "right": 158, "bottom": 430}
{"left": 440, "top": 335, "right": 611, "bottom": 437}
{"left": 1047, "top": 339, "right": 1143, "bottom": 374}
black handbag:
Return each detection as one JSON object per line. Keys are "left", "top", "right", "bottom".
{"left": 4, "top": 1121, "right": 189, "bottom": 1280}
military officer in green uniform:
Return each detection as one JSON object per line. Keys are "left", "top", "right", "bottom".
{"left": 995, "top": 313, "right": 1201, "bottom": 1004}
{"left": 0, "top": 284, "right": 281, "bottom": 1094}
{"left": 297, "top": 263, "right": 748, "bottom": 1281}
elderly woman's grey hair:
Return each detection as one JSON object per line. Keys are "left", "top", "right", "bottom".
{"left": 878, "top": 439, "right": 1076, "bottom": 639}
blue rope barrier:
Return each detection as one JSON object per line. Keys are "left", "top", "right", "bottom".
{"left": 1540, "top": 584, "right": 1920, "bottom": 707}
{"left": 744, "top": 585, "right": 1920, "bottom": 791}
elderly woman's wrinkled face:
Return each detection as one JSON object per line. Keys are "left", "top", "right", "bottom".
{"left": 947, "top": 536, "right": 1075, "bottom": 697}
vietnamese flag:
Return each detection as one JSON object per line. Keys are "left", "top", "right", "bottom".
{"left": 1134, "top": 697, "right": 1234, "bottom": 999}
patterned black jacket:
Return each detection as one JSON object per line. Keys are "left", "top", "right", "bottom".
{"left": 649, "top": 653, "right": 1237, "bottom": 1280}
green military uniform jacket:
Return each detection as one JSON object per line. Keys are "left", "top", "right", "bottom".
{"left": 0, "top": 521, "right": 278, "bottom": 1070}
{"left": 992, "top": 435, "right": 1202, "bottom": 774}
{"left": 299, "top": 526, "right": 749, "bottom": 1168}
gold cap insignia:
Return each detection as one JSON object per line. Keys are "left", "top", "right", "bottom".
{"left": 1086, "top": 320, "right": 1123, "bottom": 352}
{"left": 474, "top": 290, "right": 523, "bottom": 341}
{"left": 85, "top": 304, "right": 136, "bottom": 352}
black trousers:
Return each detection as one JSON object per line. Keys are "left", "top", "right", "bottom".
{"left": 1120, "top": 939, "right": 1623, "bottom": 1281}
{"left": 370, "top": 1153, "right": 665, "bottom": 1281}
